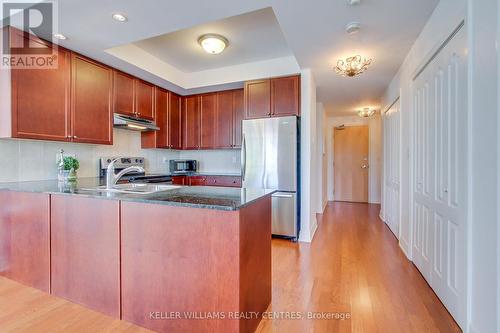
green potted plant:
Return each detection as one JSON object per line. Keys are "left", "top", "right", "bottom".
{"left": 61, "top": 156, "right": 80, "bottom": 182}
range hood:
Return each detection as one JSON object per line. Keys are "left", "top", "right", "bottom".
{"left": 113, "top": 113, "right": 160, "bottom": 132}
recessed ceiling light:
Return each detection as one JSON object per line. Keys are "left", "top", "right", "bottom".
{"left": 53, "top": 33, "right": 67, "bottom": 40}
{"left": 112, "top": 13, "right": 128, "bottom": 22}
{"left": 198, "top": 34, "right": 228, "bottom": 55}
{"left": 345, "top": 22, "right": 361, "bottom": 34}
{"left": 348, "top": 0, "right": 361, "bottom": 5}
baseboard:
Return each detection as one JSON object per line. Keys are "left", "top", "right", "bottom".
{"left": 322, "top": 200, "right": 328, "bottom": 213}
{"left": 379, "top": 211, "right": 385, "bottom": 222}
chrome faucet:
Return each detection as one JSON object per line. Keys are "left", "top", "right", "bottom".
{"left": 106, "top": 159, "right": 145, "bottom": 189}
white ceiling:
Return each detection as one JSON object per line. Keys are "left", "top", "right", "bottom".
{"left": 2, "top": 0, "right": 439, "bottom": 116}
{"left": 133, "top": 8, "right": 292, "bottom": 73}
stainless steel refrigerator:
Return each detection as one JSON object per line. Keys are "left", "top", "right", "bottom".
{"left": 241, "top": 116, "right": 299, "bottom": 240}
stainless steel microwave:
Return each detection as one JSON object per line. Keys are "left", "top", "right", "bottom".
{"left": 169, "top": 160, "right": 198, "bottom": 174}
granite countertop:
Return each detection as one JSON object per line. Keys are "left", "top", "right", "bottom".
{"left": 0, "top": 178, "right": 273, "bottom": 211}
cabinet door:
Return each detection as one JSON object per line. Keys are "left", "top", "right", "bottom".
{"left": 172, "top": 176, "right": 187, "bottom": 185}
{"left": 232, "top": 89, "right": 244, "bottom": 148}
{"left": 245, "top": 79, "right": 271, "bottom": 119}
{"left": 189, "top": 176, "right": 207, "bottom": 186}
{"left": 182, "top": 95, "right": 200, "bottom": 150}
{"left": 0, "top": 191, "right": 50, "bottom": 292}
{"left": 141, "top": 87, "right": 169, "bottom": 149}
{"left": 51, "top": 195, "right": 120, "bottom": 318}
{"left": 113, "top": 71, "right": 135, "bottom": 117}
{"left": 271, "top": 75, "right": 300, "bottom": 117}
{"left": 169, "top": 93, "right": 182, "bottom": 149}
{"left": 71, "top": 54, "right": 113, "bottom": 145}
{"left": 200, "top": 93, "right": 217, "bottom": 149}
{"left": 10, "top": 29, "right": 71, "bottom": 141}
{"left": 135, "top": 80, "right": 154, "bottom": 120}
{"left": 216, "top": 91, "right": 233, "bottom": 148}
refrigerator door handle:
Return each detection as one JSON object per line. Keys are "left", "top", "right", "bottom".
{"left": 241, "top": 134, "right": 246, "bottom": 182}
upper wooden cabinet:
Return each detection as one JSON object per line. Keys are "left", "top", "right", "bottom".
{"left": 0, "top": 27, "right": 113, "bottom": 145}
{"left": 200, "top": 93, "right": 217, "bottom": 149}
{"left": 182, "top": 95, "right": 201, "bottom": 150}
{"left": 216, "top": 90, "right": 234, "bottom": 149}
{"left": 141, "top": 87, "right": 169, "bottom": 149}
{"left": 245, "top": 80, "right": 271, "bottom": 119}
{"left": 112, "top": 71, "right": 135, "bottom": 117}
{"left": 169, "top": 93, "right": 182, "bottom": 150}
{"left": 271, "top": 75, "right": 300, "bottom": 117}
{"left": 244, "top": 75, "right": 300, "bottom": 119}
{"left": 232, "top": 89, "right": 244, "bottom": 148}
{"left": 134, "top": 80, "right": 154, "bottom": 120}
{"left": 3, "top": 28, "right": 71, "bottom": 142}
{"left": 113, "top": 72, "right": 154, "bottom": 120}
{"left": 71, "top": 54, "right": 113, "bottom": 145}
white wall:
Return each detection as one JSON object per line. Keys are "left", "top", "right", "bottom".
{"left": 0, "top": 129, "right": 179, "bottom": 183}
{"left": 381, "top": 0, "right": 466, "bottom": 259}
{"left": 178, "top": 149, "right": 241, "bottom": 174}
{"left": 298, "top": 69, "right": 318, "bottom": 243}
{"left": 467, "top": 0, "right": 499, "bottom": 332}
{"left": 325, "top": 114, "right": 382, "bottom": 204}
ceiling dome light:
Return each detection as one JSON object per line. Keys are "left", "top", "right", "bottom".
{"left": 198, "top": 34, "right": 228, "bottom": 55}
{"left": 357, "top": 107, "right": 376, "bottom": 118}
{"left": 112, "top": 13, "right": 128, "bottom": 22}
{"left": 53, "top": 33, "right": 67, "bottom": 40}
{"left": 348, "top": 0, "right": 362, "bottom": 5}
{"left": 335, "top": 55, "right": 372, "bottom": 77}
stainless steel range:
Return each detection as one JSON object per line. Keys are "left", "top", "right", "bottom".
{"left": 99, "top": 157, "right": 172, "bottom": 184}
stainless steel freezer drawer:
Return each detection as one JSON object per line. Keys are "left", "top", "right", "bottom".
{"left": 272, "top": 192, "right": 297, "bottom": 238}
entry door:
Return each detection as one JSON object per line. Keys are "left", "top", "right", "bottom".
{"left": 411, "top": 23, "right": 467, "bottom": 328}
{"left": 334, "top": 126, "right": 369, "bottom": 202}
{"left": 383, "top": 101, "right": 401, "bottom": 238}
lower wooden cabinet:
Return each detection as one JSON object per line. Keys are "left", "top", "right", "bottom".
{"left": 175, "top": 175, "right": 242, "bottom": 187}
{"left": 50, "top": 195, "right": 121, "bottom": 318}
{"left": 0, "top": 191, "right": 50, "bottom": 292}
{"left": 172, "top": 175, "right": 188, "bottom": 185}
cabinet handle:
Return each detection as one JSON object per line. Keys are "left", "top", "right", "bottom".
{"left": 73, "top": 136, "right": 78, "bottom": 139}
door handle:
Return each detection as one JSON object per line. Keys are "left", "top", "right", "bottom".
{"left": 361, "top": 164, "right": 369, "bottom": 169}
{"left": 241, "top": 134, "right": 246, "bottom": 182}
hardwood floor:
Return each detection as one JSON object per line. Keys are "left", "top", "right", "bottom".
{"left": 256, "top": 202, "right": 461, "bottom": 333}
{"left": 0, "top": 202, "right": 460, "bottom": 332}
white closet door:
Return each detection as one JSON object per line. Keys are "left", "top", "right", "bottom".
{"left": 383, "top": 101, "right": 401, "bottom": 238}
{"left": 411, "top": 24, "right": 467, "bottom": 328}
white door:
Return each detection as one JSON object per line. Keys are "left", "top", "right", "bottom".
{"left": 411, "top": 23, "right": 467, "bottom": 328}
{"left": 383, "top": 100, "right": 401, "bottom": 238}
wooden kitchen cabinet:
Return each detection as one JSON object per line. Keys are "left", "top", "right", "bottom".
{"left": 169, "top": 93, "right": 182, "bottom": 149}
{"left": 141, "top": 87, "right": 169, "bottom": 149}
{"left": 171, "top": 175, "right": 188, "bottom": 185}
{"left": 4, "top": 27, "right": 71, "bottom": 142}
{"left": 200, "top": 93, "right": 217, "bottom": 149}
{"left": 112, "top": 71, "right": 135, "bottom": 117}
{"left": 245, "top": 79, "right": 271, "bottom": 119}
{"left": 244, "top": 75, "right": 300, "bottom": 119}
{"left": 189, "top": 175, "right": 207, "bottom": 186}
{"left": 216, "top": 90, "right": 234, "bottom": 148}
{"left": 0, "top": 191, "right": 50, "bottom": 293}
{"left": 232, "top": 89, "right": 244, "bottom": 148}
{"left": 271, "top": 75, "right": 300, "bottom": 117}
{"left": 135, "top": 80, "right": 154, "bottom": 120}
{"left": 71, "top": 53, "right": 113, "bottom": 145}
{"left": 205, "top": 176, "right": 242, "bottom": 187}
{"left": 182, "top": 95, "right": 201, "bottom": 149}
{"left": 51, "top": 195, "right": 121, "bottom": 318}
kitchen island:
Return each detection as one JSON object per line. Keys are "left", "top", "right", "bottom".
{"left": 0, "top": 178, "right": 273, "bottom": 333}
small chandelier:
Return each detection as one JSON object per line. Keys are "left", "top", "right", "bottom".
{"left": 357, "top": 107, "right": 376, "bottom": 118}
{"left": 335, "top": 55, "right": 372, "bottom": 77}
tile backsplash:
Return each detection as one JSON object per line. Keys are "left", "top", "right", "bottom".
{"left": 179, "top": 149, "right": 241, "bottom": 174}
{"left": 0, "top": 129, "right": 178, "bottom": 183}
{"left": 0, "top": 129, "right": 242, "bottom": 183}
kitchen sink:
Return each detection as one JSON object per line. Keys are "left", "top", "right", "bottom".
{"left": 80, "top": 183, "right": 181, "bottom": 195}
